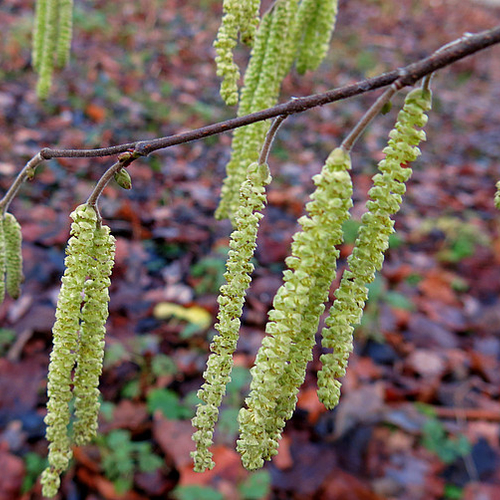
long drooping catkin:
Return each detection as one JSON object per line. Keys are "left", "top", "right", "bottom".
{"left": 237, "top": 147, "right": 352, "bottom": 469}
{"left": 295, "top": 0, "right": 338, "bottom": 74}
{"left": 192, "top": 162, "right": 271, "bottom": 472}
{"left": 214, "top": 0, "right": 261, "bottom": 106}
{"left": 3, "top": 213, "right": 23, "bottom": 300}
{"left": 32, "top": 0, "right": 74, "bottom": 98}
{"left": 41, "top": 204, "right": 115, "bottom": 498}
{"left": 73, "top": 223, "right": 115, "bottom": 445}
{"left": 216, "top": 0, "right": 300, "bottom": 221}
{"left": 317, "top": 87, "right": 432, "bottom": 409}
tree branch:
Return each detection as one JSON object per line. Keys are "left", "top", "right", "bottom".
{"left": 23, "top": 26, "right": 500, "bottom": 161}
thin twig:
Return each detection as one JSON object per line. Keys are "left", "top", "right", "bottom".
{"left": 86, "top": 151, "right": 139, "bottom": 214}
{"left": 4, "top": 26, "right": 500, "bottom": 214}
{"left": 341, "top": 81, "right": 400, "bottom": 152}
{"left": 259, "top": 115, "right": 287, "bottom": 165}
{"left": 34, "top": 26, "right": 500, "bottom": 162}
{"left": 0, "top": 152, "right": 44, "bottom": 214}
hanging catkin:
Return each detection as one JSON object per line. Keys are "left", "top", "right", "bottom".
{"left": 214, "top": 0, "right": 261, "bottom": 106}
{"left": 41, "top": 204, "right": 115, "bottom": 498}
{"left": 56, "top": 0, "right": 74, "bottom": 68}
{"left": 35, "top": 0, "right": 59, "bottom": 99}
{"left": 32, "top": 0, "right": 74, "bottom": 98}
{"left": 73, "top": 223, "right": 116, "bottom": 445}
{"left": 317, "top": 87, "right": 432, "bottom": 409}
{"left": 216, "top": 0, "right": 300, "bottom": 221}
{"left": 41, "top": 205, "right": 95, "bottom": 497}
{"left": 32, "top": 0, "right": 48, "bottom": 72}
{"left": 237, "top": 147, "right": 352, "bottom": 469}
{"left": 192, "top": 162, "right": 271, "bottom": 472}
{"left": 0, "top": 218, "right": 5, "bottom": 304}
{"left": 3, "top": 213, "right": 23, "bottom": 300}
{"left": 295, "top": 0, "right": 338, "bottom": 74}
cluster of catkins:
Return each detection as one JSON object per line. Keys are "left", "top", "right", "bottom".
{"left": 215, "top": 0, "right": 339, "bottom": 220}
{"left": 32, "top": 0, "right": 74, "bottom": 98}
{"left": 23, "top": 0, "right": 449, "bottom": 492}
{"left": 41, "top": 204, "right": 115, "bottom": 497}
{"left": 192, "top": 87, "right": 433, "bottom": 470}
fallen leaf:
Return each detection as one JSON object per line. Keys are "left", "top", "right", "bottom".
{"left": 153, "top": 302, "right": 211, "bottom": 329}
{"left": 0, "top": 450, "right": 25, "bottom": 500}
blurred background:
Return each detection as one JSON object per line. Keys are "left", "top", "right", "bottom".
{"left": 1, "top": 0, "right": 500, "bottom": 499}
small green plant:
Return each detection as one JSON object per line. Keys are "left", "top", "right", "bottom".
{"left": 146, "top": 388, "right": 199, "bottom": 420}
{"left": 174, "top": 484, "right": 224, "bottom": 500}
{"left": 418, "top": 216, "right": 490, "bottom": 263}
{"left": 189, "top": 249, "right": 229, "bottom": 295}
{"left": 173, "top": 470, "right": 271, "bottom": 500}
{"left": 357, "top": 273, "right": 415, "bottom": 341}
{"left": 444, "top": 484, "right": 464, "bottom": 500}
{"left": 239, "top": 470, "right": 272, "bottom": 499}
{"left": 22, "top": 452, "right": 48, "bottom": 494}
{"left": 104, "top": 335, "right": 178, "bottom": 400}
{"left": 0, "top": 328, "right": 15, "bottom": 356}
{"left": 97, "top": 429, "right": 163, "bottom": 494}
{"left": 215, "top": 366, "right": 252, "bottom": 441}
{"left": 421, "top": 417, "right": 471, "bottom": 465}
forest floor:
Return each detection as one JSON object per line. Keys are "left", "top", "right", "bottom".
{"left": 1, "top": 0, "right": 500, "bottom": 499}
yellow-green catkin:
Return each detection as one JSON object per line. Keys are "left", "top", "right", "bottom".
{"left": 41, "top": 204, "right": 115, "bottom": 497}
{"left": 41, "top": 205, "right": 97, "bottom": 497}
{"left": 32, "top": 0, "right": 48, "bottom": 71}
{"left": 495, "top": 181, "right": 500, "bottom": 210}
{"left": 214, "top": 0, "right": 261, "bottom": 106}
{"left": 56, "top": 0, "right": 74, "bottom": 68}
{"left": 216, "top": 0, "right": 300, "bottom": 221}
{"left": 3, "top": 213, "right": 23, "bottom": 300}
{"left": 295, "top": 0, "right": 338, "bottom": 74}
{"left": 73, "top": 223, "right": 115, "bottom": 445}
{"left": 33, "top": 0, "right": 74, "bottom": 98}
{"left": 237, "top": 11, "right": 272, "bottom": 118}
{"left": 192, "top": 162, "right": 271, "bottom": 472}
{"left": 317, "top": 87, "right": 432, "bottom": 409}
{"left": 237, "top": 147, "right": 352, "bottom": 470}
{"left": 35, "top": 0, "right": 59, "bottom": 99}
{"left": 0, "top": 218, "right": 5, "bottom": 304}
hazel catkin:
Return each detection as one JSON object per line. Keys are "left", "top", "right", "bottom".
{"left": 317, "top": 87, "right": 432, "bottom": 410}
{"left": 3, "top": 213, "right": 23, "bottom": 300}
{"left": 237, "top": 147, "right": 352, "bottom": 469}
{"left": 41, "top": 204, "right": 115, "bottom": 498}
{"left": 192, "top": 162, "right": 271, "bottom": 472}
